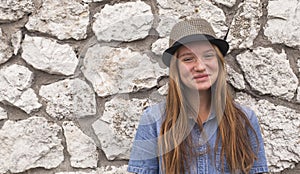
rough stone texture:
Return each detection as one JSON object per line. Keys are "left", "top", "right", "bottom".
{"left": 13, "top": 88, "right": 42, "bottom": 114}
{"left": 0, "top": 64, "right": 41, "bottom": 114}
{"left": 226, "top": 64, "right": 245, "bottom": 90}
{"left": 21, "top": 35, "right": 79, "bottom": 76}
{"left": 92, "top": 96, "right": 152, "bottom": 160}
{"left": 236, "top": 47, "right": 298, "bottom": 100}
{"left": 151, "top": 37, "right": 169, "bottom": 56}
{"left": 82, "top": 45, "right": 168, "bottom": 97}
{"left": 298, "top": 58, "right": 300, "bottom": 72}
{"left": 55, "top": 165, "right": 129, "bottom": 174}
{"left": 156, "top": 14, "right": 179, "bottom": 38}
{"left": 96, "top": 165, "right": 129, "bottom": 174}
{"left": 235, "top": 92, "right": 300, "bottom": 172}
{"left": 227, "top": 0, "right": 262, "bottom": 50}
{"left": 11, "top": 30, "right": 22, "bottom": 55}
{"left": 92, "top": 1, "right": 153, "bottom": 42}
{"left": 297, "top": 87, "right": 300, "bottom": 103}
{"left": 0, "top": 0, "right": 34, "bottom": 22}
{"left": 0, "top": 28, "right": 13, "bottom": 64}
{"left": 157, "top": 0, "right": 189, "bottom": 9}
{"left": 264, "top": 0, "right": 300, "bottom": 48}
{"left": 158, "top": 83, "right": 168, "bottom": 96}
{"left": 56, "top": 172, "right": 96, "bottom": 174}
{"left": 25, "top": 0, "right": 89, "bottom": 40}
{"left": 0, "top": 116, "right": 64, "bottom": 173}
{"left": 191, "top": 1, "right": 228, "bottom": 37}
{"left": 39, "top": 78, "right": 96, "bottom": 119}
{"left": 214, "top": 0, "right": 236, "bottom": 7}
{"left": 0, "top": 107, "right": 7, "bottom": 120}
{"left": 0, "top": 64, "right": 33, "bottom": 90}
{"left": 83, "top": 0, "right": 104, "bottom": 2}
{"left": 62, "top": 121, "right": 98, "bottom": 168}
{"left": 157, "top": 0, "right": 228, "bottom": 38}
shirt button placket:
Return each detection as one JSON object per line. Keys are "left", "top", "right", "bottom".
{"left": 197, "top": 145, "right": 207, "bottom": 174}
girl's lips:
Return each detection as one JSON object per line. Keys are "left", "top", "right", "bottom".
{"left": 193, "top": 74, "right": 209, "bottom": 79}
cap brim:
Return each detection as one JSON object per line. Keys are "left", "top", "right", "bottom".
{"left": 162, "top": 34, "right": 229, "bottom": 67}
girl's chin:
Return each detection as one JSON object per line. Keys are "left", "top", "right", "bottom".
{"left": 185, "top": 85, "right": 212, "bottom": 91}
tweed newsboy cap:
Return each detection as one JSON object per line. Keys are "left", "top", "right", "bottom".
{"left": 162, "top": 18, "right": 229, "bottom": 67}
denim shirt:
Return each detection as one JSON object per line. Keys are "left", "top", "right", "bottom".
{"left": 127, "top": 101, "right": 268, "bottom": 174}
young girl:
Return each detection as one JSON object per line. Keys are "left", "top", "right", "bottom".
{"left": 127, "top": 18, "right": 268, "bottom": 174}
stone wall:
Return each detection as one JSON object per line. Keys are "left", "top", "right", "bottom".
{"left": 0, "top": 0, "right": 299, "bottom": 173}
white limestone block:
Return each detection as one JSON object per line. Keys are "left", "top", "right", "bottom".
{"left": 96, "top": 165, "right": 130, "bottom": 174}
{"left": 264, "top": 0, "right": 300, "bottom": 48}
{"left": 21, "top": 35, "right": 78, "bottom": 76}
{"left": 227, "top": 0, "right": 262, "bottom": 50}
{"left": 298, "top": 58, "right": 300, "bottom": 72}
{"left": 83, "top": 0, "right": 104, "bottom": 2}
{"left": 82, "top": 45, "right": 168, "bottom": 97}
{"left": 13, "top": 88, "right": 42, "bottom": 114}
{"left": 236, "top": 47, "right": 298, "bottom": 100}
{"left": 11, "top": 30, "right": 22, "bottom": 55}
{"left": 0, "top": 64, "right": 33, "bottom": 91}
{"left": 0, "top": 64, "right": 41, "bottom": 114}
{"left": 158, "top": 83, "right": 169, "bottom": 96}
{"left": 55, "top": 165, "right": 130, "bottom": 174}
{"left": 92, "top": 1, "right": 153, "bottom": 42}
{"left": 62, "top": 121, "right": 98, "bottom": 168}
{"left": 297, "top": 59, "right": 300, "bottom": 101}
{"left": 92, "top": 96, "right": 152, "bottom": 160}
{"left": 39, "top": 78, "right": 96, "bottom": 119}
{"left": 297, "top": 86, "right": 300, "bottom": 103}
{"left": 191, "top": 1, "right": 228, "bottom": 38}
{"left": 0, "top": 0, "right": 34, "bottom": 22}
{"left": 156, "top": 12, "right": 180, "bottom": 38}
{"left": 235, "top": 92, "right": 300, "bottom": 172}
{"left": 0, "top": 107, "right": 7, "bottom": 120}
{"left": 0, "top": 28, "right": 13, "bottom": 64}
{"left": 226, "top": 64, "right": 245, "bottom": 90}
{"left": 25, "top": 0, "right": 89, "bottom": 40}
{"left": 56, "top": 172, "right": 96, "bottom": 174}
{"left": 157, "top": 0, "right": 228, "bottom": 39}
{"left": 157, "top": 0, "right": 189, "bottom": 9}
{"left": 214, "top": 0, "right": 236, "bottom": 7}
{"left": 0, "top": 117, "right": 64, "bottom": 173}
{"left": 151, "top": 37, "right": 169, "bottom": 56}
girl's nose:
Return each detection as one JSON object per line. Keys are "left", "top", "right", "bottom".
{"left": 193, "top": 59, "right": 206, "bottom": 72}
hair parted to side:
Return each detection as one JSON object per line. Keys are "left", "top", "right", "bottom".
{"left": 158, "top": 45, "right": 259, "bottom": 174}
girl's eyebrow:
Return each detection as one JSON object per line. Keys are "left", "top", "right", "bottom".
{"left": 202, "top": 48, "right": 215, "bottom": 53}
{"left": 177, "top": 52, "right": 194, "bottom": 58}
{"left": 177, "top": 48, "right": 215, "bottom": 58}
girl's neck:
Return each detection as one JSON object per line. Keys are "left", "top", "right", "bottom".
{"left": 185, "top": 89, "right": 212, "bottom": 123}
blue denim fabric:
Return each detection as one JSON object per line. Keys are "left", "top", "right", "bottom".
{"left": 128, "top": 101, "right": 268, "bottom": 174}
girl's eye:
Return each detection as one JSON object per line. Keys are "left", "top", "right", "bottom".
{"left": 203, "top": 53, "right": 216, "bottom": 59}
{"left": 182, "top": 57, "right": 195, "bottom": 62}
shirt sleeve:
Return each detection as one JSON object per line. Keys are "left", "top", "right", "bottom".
{"left": 127, "top": 104, "right": 164, "bottom": 174}
{"left": 243, "top": 107, "right": 269, "bottom": 174}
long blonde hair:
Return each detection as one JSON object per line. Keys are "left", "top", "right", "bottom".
{"left": 158, "top": 45, "right": 258, "bottom": 173}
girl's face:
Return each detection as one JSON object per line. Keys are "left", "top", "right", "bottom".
{"left": 177, "top": 42, "right": 219, "bottom": 91}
